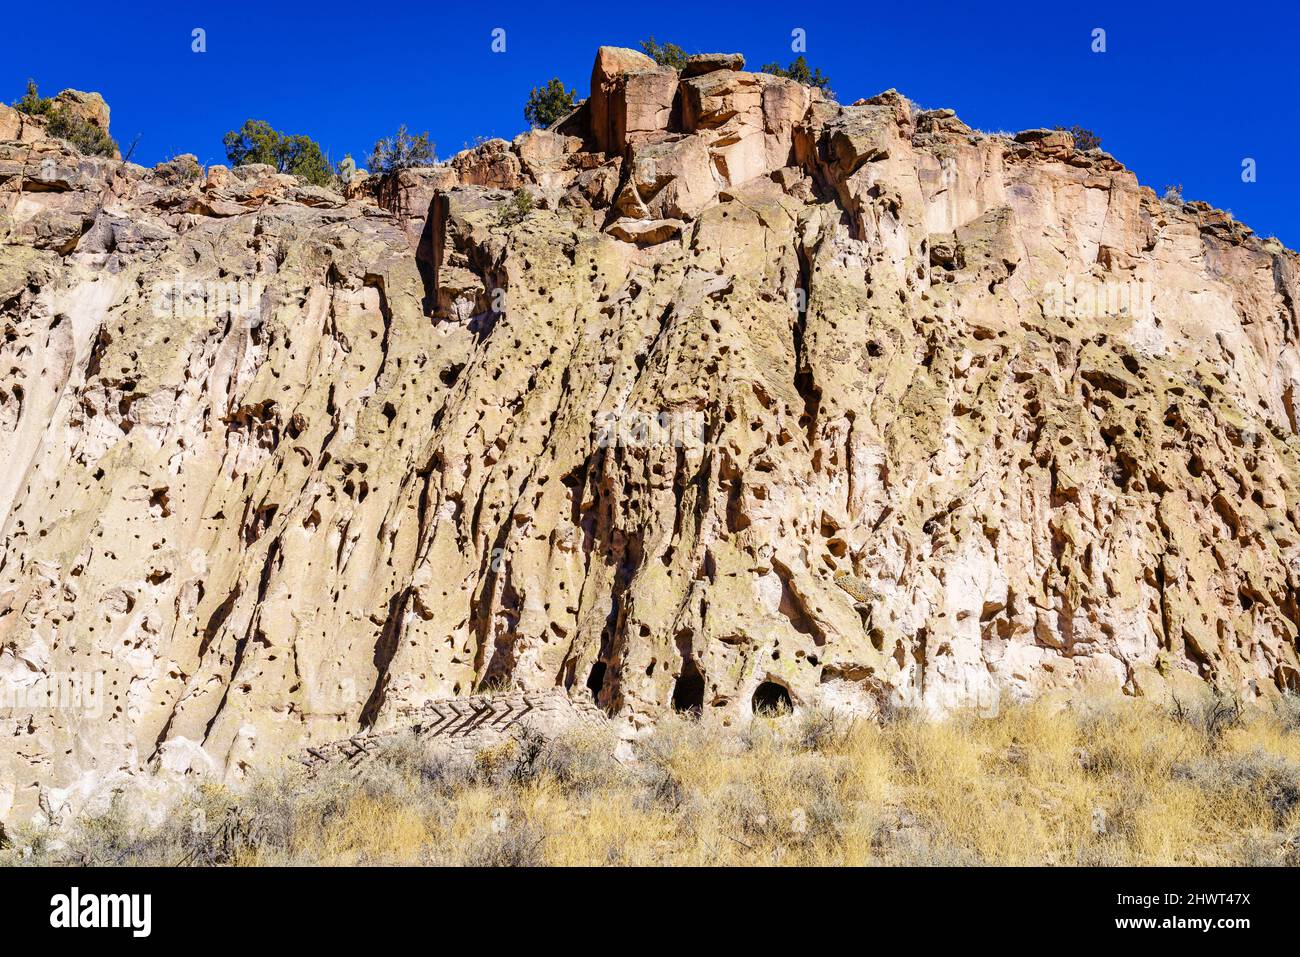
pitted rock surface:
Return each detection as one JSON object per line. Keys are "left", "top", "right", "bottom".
{"left": 2, "top": 46, "right": 1299, "bottom": 823}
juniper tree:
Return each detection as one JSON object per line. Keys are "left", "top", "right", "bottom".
{"left": 524, "top": 79, "right": 577, "bottom": 128}
{"left": 222, "top": 119, "right": 332, "bottom": 186}
{"left": 367, "top": 126, "right": 437, "bottom": 174}
{"left": 640, "top": 37, "right": 689, "bottom": 71}
{"left": 759, "top": 56, "right": 833, "bottom": 98}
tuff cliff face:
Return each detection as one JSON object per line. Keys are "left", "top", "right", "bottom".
{"left": 3, "top": 46, "right": 1300, "bottom": 823}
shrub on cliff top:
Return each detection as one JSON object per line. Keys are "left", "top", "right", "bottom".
{"left": 222, "top": 119, "right": 333, "bottom": 187}
{"left": 1055, "top": 125, "right": 1102, "bottom": 151}
{"left": 367, "top": 125, "right": 437, "bottom": 175}
{"left": 14, "top": 79, "right": 48, "bottom": 116}
{"left": 524, "top": 78, "right": 577, "bottom": 129}
{"left": 760, "top": 56, "right": 833, "bottom": 98}
{"left": 640, "top": 37, "right": 689, "bottom": 71}
{"left": 13, "top": 80, "right": 119, "bottom": 158}
{"left": 497, "top": 188, "right": 534, "bottom": 226}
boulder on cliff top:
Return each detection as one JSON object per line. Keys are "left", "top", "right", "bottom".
{"left": 682, "top": 52, "right": 746, "bottom": 77}
{"left": 52, "top": 90, "right": 112, "bottom": 132}
{"left": 589, "top": 46, "right": 677, "bottom": 155}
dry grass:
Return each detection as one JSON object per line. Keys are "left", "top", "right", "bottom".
{"left": 5, "top": 693, "right": 1300, "bottom": 866}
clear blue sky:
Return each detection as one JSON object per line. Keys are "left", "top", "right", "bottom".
{"left": 8, "top": 0, "right": 1297, "bottom": 246}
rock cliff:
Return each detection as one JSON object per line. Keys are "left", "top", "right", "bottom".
{"left": 3, "top": 47, "right": 1299, "bottom": 822}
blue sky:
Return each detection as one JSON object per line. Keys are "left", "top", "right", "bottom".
{"left": 8, "top": 0, "right": 1297, "bottom": 245}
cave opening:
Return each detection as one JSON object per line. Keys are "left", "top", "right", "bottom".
{"left": 752, "top": 680, "right": 793, "bottom": 715}
{"left": 586, "top": 661, "right": 607, "bottom": 703}
{"left": 672, "top": 660, "right": 705, "bottom": 716}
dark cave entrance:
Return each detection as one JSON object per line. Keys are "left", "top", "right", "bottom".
{"left": 586, "top": 661, "right": 607, "bottom": 703}
{"left": 752, "top": 680, "right": 793, "bottom": 715}
{"left": 672, "top": 660, "right": 705, "bottom": 715}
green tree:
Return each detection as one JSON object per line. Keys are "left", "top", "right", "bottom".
{"left": 13, "top": 80, "right": 119, "bottom": 158}
{"left": 367, "top": 125, "right": 437, "bottom": 174}
{"left": 15, "top": 79, "right": 49, "bottom": 116}
{"left": 640, "top": 37, "right": 689, "bottom": 71}
{"left": 523, "top": 79, "right": 577, "bottom": 129}
{"left": 1055, "top": 125, "right": 1102, "bottom": 151}
{"left": 760, "top": 56, "right": 833, "bottom": 97}
{"left": 222, "top": 119, "right": 332, "bottom": 186}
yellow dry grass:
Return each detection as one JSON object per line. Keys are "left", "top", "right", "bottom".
{"left": 7, "top": 693, "right": 1299, "bottom": 866}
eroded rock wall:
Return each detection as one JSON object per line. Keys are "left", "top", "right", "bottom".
{"left": 2, "top": 48, "right": 1299, "bottom": 823}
